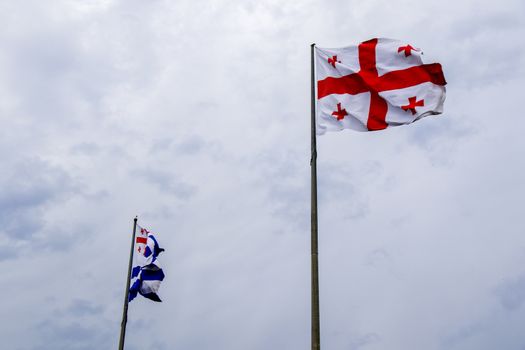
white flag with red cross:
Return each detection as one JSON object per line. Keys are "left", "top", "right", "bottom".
{"left": 315, "top": 38, "right": 447, "bottom": 134}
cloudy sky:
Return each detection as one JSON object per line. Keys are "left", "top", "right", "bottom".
{"left": 1, "top": 0, "right": 525, "bottom": 349}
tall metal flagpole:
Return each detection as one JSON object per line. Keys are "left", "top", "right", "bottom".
{"left": 119, "top": 216, "right": 138, "bottom": 350}
{"left": 310, "top": 43, "right": 321, "bottom": 350}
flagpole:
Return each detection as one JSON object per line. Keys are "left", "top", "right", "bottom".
{"left": 119, "top": 216, "right": 138, "bottom": 350}
{"left": 310, "top": 43, "right": 321, "bottom": 350}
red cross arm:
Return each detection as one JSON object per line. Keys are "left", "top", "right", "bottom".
{"left": 376, "top": 63, "right": 447, "bottom": 91}
{"left": 317, "top": 73, "right": 368, "bottom": 99}
{"left": 358, "top": 39, "right": 378, "bottom": 72}
{"left": 317, "top": 63, "right": 446, "bottom": 99}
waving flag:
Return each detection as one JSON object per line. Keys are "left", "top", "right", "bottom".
{"left": 315, "top": 38, "right": 446, "bottom": 134}
{"left": 129, "top": 226, "right": 165, "bottom": 302}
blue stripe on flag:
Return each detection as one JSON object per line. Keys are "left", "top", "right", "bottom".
{"left": 128, "top": 279, "right": 141, "bottom": 302}
{"left": 149, "top": 235, "right": 165, "bottom": 257}
{"left": 131, "top": 266, "right": 141, "bottom": 278}
{"left": 144, "top": 245, "right": 152, "bottom": 258}
{"left": 141, "top": 268, "right": 165, "bottom": 281}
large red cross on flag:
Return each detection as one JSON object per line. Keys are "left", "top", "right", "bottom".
{"left": 315, "top": 38, "right": 446, "bottom": 134}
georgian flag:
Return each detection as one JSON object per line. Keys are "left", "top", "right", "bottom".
{"left": 129, "top": 225, "right": 165, "bottom": 302}
{"left": 315, "top": 38, "right": 447, "bottom": 134}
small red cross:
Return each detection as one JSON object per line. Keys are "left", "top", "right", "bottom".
{"left": 331, "top": 102, "right": 348, "bottom": 120}
{"left": 398, "top": 44, "right": 417, "bottom": 57}
{"left": 328, "top": 55, "right": 341, "bottom": 68}
{"left": 401, "top": 96, "right": 424, "bottom": 115}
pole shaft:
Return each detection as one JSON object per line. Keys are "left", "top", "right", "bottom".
{"left": 118, "top": 217, "right": 138, "bottom": 350}
{"left": 310, "top": 43, "right": 320, "bottom": 350}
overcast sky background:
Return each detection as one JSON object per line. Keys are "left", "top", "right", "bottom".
{"left": 1, "top": 0, "right": 525, "bottom": 349}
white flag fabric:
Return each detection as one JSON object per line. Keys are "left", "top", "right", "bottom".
{"left": 315, "top": 38, "right": 447, "bottom": 134}
{"left": 129, "top": 225, "right": 165, "bottom": 302}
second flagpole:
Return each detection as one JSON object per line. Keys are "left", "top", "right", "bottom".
{"left": 118, "top": 216, "right": 138, "bottom": 350}
{"left": 310, "top": 43, "right": 320, "bottom": 350}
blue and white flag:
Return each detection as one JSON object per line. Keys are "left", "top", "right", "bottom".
{"left": 129, "top": 225, "right": 165, "bottom": 302}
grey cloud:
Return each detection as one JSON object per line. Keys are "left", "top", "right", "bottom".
{"left": 149, "top": 138, "right": 174, "bottom": 154}
{"left": 249, "top": 150, "right": 310, "bottom": 230}
{"left": 405, "top": 115, "right": 477, "bottom": 166}
{"left": 29, "top": 298, "right": 112, "bottom": 350}
{"left": 32, "top": 225, "right": 89, "bottom": 253}
{"left": 177, "top": 135, "right": 206, "bottom": 155}
{"left": 407, "top": 116, "right": 476, "bottom": 152}
{"left": 318, "top": 161, "right": 374, "bottom": 220}
{"left": 349, "top": 332, "right": 381, "bottom": 350}
{"left": 0, "top": 158, "right": 79, "bottom": 240}
{"left": 67, "top": 299, "right": 104, "bottom": 317}
{"left": 34, "top": 320, "right": 113, "bottom": 350}
{"left": 441, "top": 322, "right": 485, "bottom": 348}
{"left": 495, "top": 273, "right": 525, "bottom": 311}
{"left": 70, "top": 142, "right": 101, "bottom": 156}
{"left": 135, "top": 168, "right": 197, "bottom": 199}
{"left": 5, "top": 30, "right": 112, "bottom": 122}
{"left": 125, "top": 318, "right": 168, "bottom": 350}
{"left": 0, "top": 244, "right": 18, "bottom": 261}
{"left": 442, "top": 9, "right": 525, "bottom": 87}
{"left": 364, "top": 248, "right": 392, "bottom": 267}
{"left": 149, "top": 135, "right": 208, "bottom": 156}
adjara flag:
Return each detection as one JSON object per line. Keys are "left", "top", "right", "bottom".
{"left": 129, "top": 225, "right": 165, "bottom": 302}
{"left": 315, "top": 38, "right": 446, "bottom": 134}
